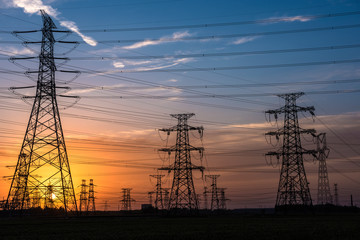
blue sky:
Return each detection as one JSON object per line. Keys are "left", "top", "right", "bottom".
{"left": 0, "top": 0, "right": 359, "bottom": 209}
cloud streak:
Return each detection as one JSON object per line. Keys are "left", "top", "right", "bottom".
{"left": 6, "top": 0, "right": 97, "bottom": 46}
{"left": 122, "top": 31, "right": 192, "bottom": 50}
{"left": 231, "top": 36, "right": 258, "bottom": 45}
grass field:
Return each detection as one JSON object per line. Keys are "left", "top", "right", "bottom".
{"left": 0, "top": 213, "right": 359, "bottom": 240}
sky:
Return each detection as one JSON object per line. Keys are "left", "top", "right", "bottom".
{"left": 0, "top": 0, "right": 359, "bottom": 210}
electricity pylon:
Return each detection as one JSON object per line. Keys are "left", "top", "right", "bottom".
{"left": 334, "top": 183, "right": 339, "bottom": 206}
{"left": 120, "top": 188, "right": 135, "bottom": 211}
{"left": 79, "top": 179, "right": 88, "bottom": 213}
{"left": 315, "top": 133, "right": 333, "bottom": 205}
{"left": 203, "top": 187, "right": 209, "bottom": 210}
{"left": 148, "top": 191, "right": 154, "bottom": 205}
{"left": 159, "top": 113, "right": 204, "bottom": 211}
{"left": 87, "top": 179, "right": 95, "bottom": 212}
{"left": 218, "top": 188, "right": 228, "bottom": 210}
{"left": 266, "top": 92, "right": 316, "bottom": 207}
{"left": 206, "top": 175, "right": 220, "bottom": 210}
{"left": 150, "top": 174, "right": 164, "bottom": 209}
{"left": 6, "top": 10, "right": 77, "bottom": 213}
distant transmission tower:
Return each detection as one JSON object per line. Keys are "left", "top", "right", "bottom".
{"left": 87, "top": 179, "right": 95, "bottom": 212}
{"left": 150, "top": 174, "right": 164, "bottom": 209}
{"left": 316, "top": 133, "right": 333, "bottom": 205}
{"left": 334, "top": 183, "right": 339, "bottom": 206}
{"left": 159, "top": 113, "right": 204, "bottom": 211}
{"left": 218, "top": 188, "right": 228, "bottom": 210}
{"left": 6, "top": 10, "right": 77, "bottom": 213}
{"left": 163, "top": 188, "right": 170, "bottom": 208}
{"left": 120, "top": 188, "right": 135, "bottom": 211}
{"left": 206, "top": 175, "right": 220, "bottom": 210}
{"left": 266, "top": 92, "right": 316, "bottom": 207}
{"left": 79, "top": 179, "right": 88, "bottom": 213}
{"left": 148, "top": 191, "right": 154, "bottom": 205}
{"left": 203, "top": 187, "right": 209, "bottom": 210}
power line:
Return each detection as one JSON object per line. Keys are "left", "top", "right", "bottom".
{"left": 79, "top": 11, "right": 360, "bottom": 33}
{"left": 1, "top": 23, "right": 359, "bottom": 44}
{"left": 2, "top": 43, "right": 357, "bottom": 61}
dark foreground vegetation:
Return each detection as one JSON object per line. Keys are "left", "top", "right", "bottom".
{"left": 0, "top": 209, "right": 359, "bottom": 240}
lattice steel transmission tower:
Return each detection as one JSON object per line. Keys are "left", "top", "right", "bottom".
{"left": 159, "top": 113, "right": 205, "bottom": 211}
{"left": 218, "top": 188, "right": 228, "bottom": 210}
{"left": 334, "top": 183, "right": 339, "bottom": 206}
{"left": 148, "top": 191, "right": 154, "bottom": 205}
{"left": 79, "top": 179, "right": 88, "bottom": 213}
{"left": 6, "top": 10, "right": 77, "bottom": 213}
{"left": 206, "top": 175, "right": 220, "bottom": 210}
{"left": 120, "top": 188, "right": 135, "bottom": 211}
{"left": 315, "top": 133, "right": 333, "bottom": 205}
{"left": 266, "top": 92, "right": 316, "bottom": 207}
{"left": 150, "top": 174, "right": 165, "bottom": 209}
{"left": 87, "top": 179, "right": 95, "bottom": 212}
{"left": 203, "top": 187, "right": 209, "bottom": 210}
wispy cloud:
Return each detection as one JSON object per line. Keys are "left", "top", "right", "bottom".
{"left": 231, "top": 36, "right": 258, "bottom": 45}
{"left": 262, "top": 15, "right": 313, "bottom": 24}
{"left": 112, "top": 57, "right": 194, "bottom": 72}
{"left": 0, "top": 46, "right": 33, "bottom": 56}
{"left": 60, "top": 21, "right": 97, "bottom": 46}
{"left": 275, "top": 16, "right": 312, "bottom": 22}
{"left": 5, "top": 0, "right": 97, "bottom": 46}
{"left": 122, "top": 31, "right": 192, "bottom": 50}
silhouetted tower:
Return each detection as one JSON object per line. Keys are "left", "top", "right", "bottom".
{"left": 218, "top": 188, "right": 228, "bottom": 210}
{"left": 203, "top": 187, "right": 209, "bottom": 210}
{"left": 163, "top": 188, "right": 170, "bottom": 208}
{"left": 32, "top": 189, "right": 41, "bottom": 208}
{"left": 159, "top": 113, "right": 204, "bottom": 211}
{"left": 120, "top": 188, "right": 135, "bottom": 211}
{"left": 334, "top": 183, "right": 339, "bottom": 206}
{"left": 103, "top": 200, "right": 109, "bottom": 211}
{"left": 79, "top": 179, "right": 88, "bottom": 213}
{"left": 6, "top": 10, "right": 77, "bottom": 213}
{"left": 315, "top": 133, "right": 333, "bottom": 205}
{"left": 206, "top": 175, "right": 220, "bottom": 210}
{"left": 87, "top": 179, "right": 95, "bottom": 212}
{"left": 148, "top": 191, "right": 154, "bottom": 205}
{"left": 150, "top": 174, "right": 164, "bottom": 209}
{"left": 266, "top": 92, "right": 316, "bottom": 207}
{"left": 45, "top": 184, "right": 55, "bottom": 209}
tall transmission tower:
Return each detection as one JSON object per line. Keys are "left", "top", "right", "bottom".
{"left": 79, "top": 179, "right": 88, "bottom": 213}
{"left": 315, "top": 133, "right": 333, "bottom": 205}
{"left": 87, "top": 179, "right": 95, "bottom": 212}
{"left": 5, "top": 10, "right": 77, "bottom": 213}
{"left": 159, "top": 113, "right": 205, "bottom": 211}
{"left": 206, "top": 175, "right": 220, "bottom": 210}
{"left": 266, "top": 92, "right": 316, "bottom": 207}
{"left": 150, "top": 174, "right": 164, "bottom": 209}
{"left": 120, "top": 188, "right": 135, "bottom": 211}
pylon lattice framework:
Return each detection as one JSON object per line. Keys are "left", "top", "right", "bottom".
{"left": 266, "top": 92, "right": 317, "bottom": 207}
{"left": 79, "top": 179, "right": 88, "bottom": 213}
{"left": 120, "top": 188, "right": 135, "bottom": 211}
{"left": 315, "top": 133, "right": 333, "bottom": 205}
{"left": 150, "top": 174, "right": 164, "bottom": 209}
{"left": 218, "top": 188, "right": 228, "bottom": 210}
{"left": 87, "top": 179, "right": 95, "bottom": 212}
{"left": 6, "top": 10, "right": 77, "bottom": 212}
{"left": 159, "top": 113, "right": 204, "bottom": 210}
{"left": 205, "top": 175, "right": 220, "bottom": 210}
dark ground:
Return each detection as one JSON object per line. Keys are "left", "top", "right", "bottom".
{"left": 0, "top": 212, "right": 359, "bottom": 240}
